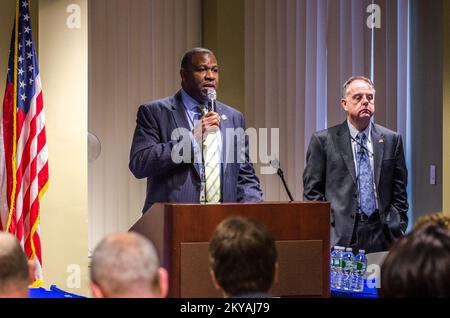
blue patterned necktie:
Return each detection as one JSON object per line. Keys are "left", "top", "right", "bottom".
{"left": 356, "top": 132, "right": 376, "bottom": 216}
{"left": 194, "top": 106, "right": 203, "bottom": 123}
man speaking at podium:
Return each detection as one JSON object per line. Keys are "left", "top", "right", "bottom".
{"left": 129, "top": 48, "right": 262, "bottom": 213}
{"left": 303, "top": 76, "right": 408, "bottom": 253}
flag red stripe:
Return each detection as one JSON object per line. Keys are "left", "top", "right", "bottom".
{"left": 14, "top": 113, "right": 33, "bottom": 199}
{"left": 24, "top": 185, "right": 43, "bottom": 264}
{"left": 19, "top": 151, "right": 36, "bottom": 227}
{"left": 24, "top": 231, "right": 42, "bottom": 264}
{"left": 32, "top": 165, "right": 47, "bottom": 266}
{"left": 2, "top": 84, "right": 15, "bottom": 217}
{"left": 16, "top": 100, "right": 46, "bottom": 241}
{"left": 14, "top": 91, "right": 43, "bottom": 198}
{"left": 38, "top": 162, "right": 49, "bottom": 191}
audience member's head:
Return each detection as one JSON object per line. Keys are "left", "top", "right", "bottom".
{"left": 414, "top": 212, "right": 450, "bottom": 230}
{"left": 381, "top": 221, "right": 450, "bottom": 297}
{"left": 0, "top": 232, "right": 35, "bottom": 298}
{"left": 90, "top": 232, "right": 168, "bottom": 298}
{"left": 209, "top": 216, "right": 278, "bottom": 298}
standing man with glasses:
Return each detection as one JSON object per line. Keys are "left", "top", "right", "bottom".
{"left": 303, "top": 76, "right": 408, "bottom": 253}
{"left": 129, "top": 48, "right": 262, "bottom": 213}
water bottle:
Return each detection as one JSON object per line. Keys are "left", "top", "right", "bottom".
{"left": 334, "top": 246, "right": 345, "bottom": 290}
{"left": 351, "top": 249, "right": 367, "bottom": 292}
{"left": 330, "top": 247, "right": 339, "bottom": 289}
{"left": 342, "top": 248, "right": 355, "bottom": 290}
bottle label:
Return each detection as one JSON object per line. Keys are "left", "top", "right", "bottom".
{"left": 356, "top": 262, "right": 365, "bottom": 271}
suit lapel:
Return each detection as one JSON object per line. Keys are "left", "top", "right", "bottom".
{"left": 171, "top": 91, "right": 201, "bottom": 178}
{"left": 337, "top": 122, "right": 357, "bottom": 185}
{"left": 371, "top": 123, "right": 385, "bottom": 187}
{"left": 171, "top": 91, "right": 191, "bottom": 130}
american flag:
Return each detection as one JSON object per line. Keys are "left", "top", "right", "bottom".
{"left": 0, "top": 0, "right": 48, "bottom": 285}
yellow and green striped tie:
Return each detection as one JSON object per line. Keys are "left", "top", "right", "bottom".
{"left": 199, "top": 105, "right": 221, "bottom": 203}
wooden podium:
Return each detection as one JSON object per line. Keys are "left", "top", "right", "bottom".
{"left": 129, "top": 201, "right": 330, "bottom": 297}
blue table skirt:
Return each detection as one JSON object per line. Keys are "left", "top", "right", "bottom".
{"left": 30, "top": 280, "right": 376, "bottom": 299}
{"left": 29, "top": 285, "right": 85, "bottom": 298}
{"left": 331, "top": 279, "right": 378, "bottom": 298}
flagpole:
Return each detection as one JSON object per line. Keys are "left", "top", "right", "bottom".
{"left": 6, "top": 0, "right": 20, "bottom": 233}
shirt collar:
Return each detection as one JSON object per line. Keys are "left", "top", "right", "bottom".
{"left": 347, "top": 120, "right": 372, "bottom": 143}
{"left": 180, "top": 89, "right": 206, "bottom": 112}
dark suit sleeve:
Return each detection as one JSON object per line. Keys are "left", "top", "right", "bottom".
{"left": 236, "top": 115, "right": 263, "bottom": 202}
{"left": 303, "top": 133, "right": 326, "bottom": 201}
{"left": 385, "top": 134, "right": 409, "bottom": 239}
{"left": 129, "top": 104, "right": 188, "bottom": 179}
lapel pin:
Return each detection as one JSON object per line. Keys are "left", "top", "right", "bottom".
{"left": 379, "top": 139, "right": 384, "bottom": 143}
{"left": 221, "top": 114, "right": 228, "bottom": 120}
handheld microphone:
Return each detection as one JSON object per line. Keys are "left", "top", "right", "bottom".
{"left": 207, "top": 88, "right": 216, "bottom": 112}
{"left": 270, "top": 159, "right": 294, "bottom": 202}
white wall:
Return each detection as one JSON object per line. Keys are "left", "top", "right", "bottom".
{"left": 88, "top": 0, "right": 202, "bottom": 253}
{"left": 39, "top": 0, "right": 89, "bottom": 296}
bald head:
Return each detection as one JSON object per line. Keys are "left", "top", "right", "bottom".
{"left": 90, "top": 232, "right": 168, "bottom": 298}
{"left": 0, "top": 232, "right": 31, "bottom": 297}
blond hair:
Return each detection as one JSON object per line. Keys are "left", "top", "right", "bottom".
{"left": 414, "top": 212, "right": 450, "bottom": 230}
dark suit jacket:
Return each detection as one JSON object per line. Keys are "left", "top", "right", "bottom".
{"left": 303, "top": 121, "right": 408, "bottom": 248}
{"left": 129, "top": 90, "right": 262, "bottom": 212}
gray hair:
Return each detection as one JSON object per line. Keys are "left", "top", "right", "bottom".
{"left": 342, "top": 75, "right": 376, "bottom": 98}
{"left": 0, "top": 232, "right": 29, "bottom": 293}
{"left": 181, "top": 47, "right": 214, "bottom": 70}
{"left": 90, "top": 232, "right": 160, "bottom": 296}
